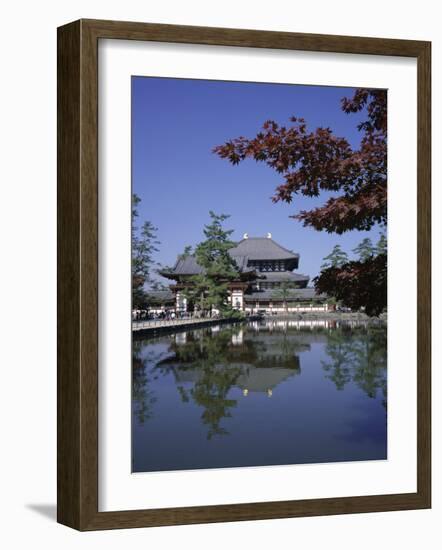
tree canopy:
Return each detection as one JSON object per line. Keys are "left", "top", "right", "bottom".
{"left": 315, "top": 253, "right": 387, "bottom": 317}
{"left": 376, "top": 232, "right": 387, "bottom": 255}
{"left": 320, "top": 244, "right": 349, "bottom": 270}
{"left": 132, "top": 194, "right": 160, "bottom": 309}
{"left": 214, "top": 88, "right": 386, "bottom": 235}
{"left": 352, "top": 238, "right": 375, "bottom": 262}
{"left": 184, "top": 212, "right": 240, "bottom": 314}
{"left": 271, "top": 280, "right": 300, "bottom": 313}
{"left": 214, "top": 89, "right": 388, "bottom": 314}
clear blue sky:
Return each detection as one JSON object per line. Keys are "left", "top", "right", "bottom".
{"left": 132, "top": 77, "right": 384, "bottom": 282}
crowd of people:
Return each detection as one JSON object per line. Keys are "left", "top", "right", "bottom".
{"left": 132, "top": 309, "right": 222, "bottom": 321}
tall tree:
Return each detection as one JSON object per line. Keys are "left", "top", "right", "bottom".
{"left": 321, "top": 244, "right": 349, "bottom": 269}
{"left": 315, "top": 253, "right": 387, "bottom": 316}
{"left": 214, "top": 89, "right": 387, "bottom": 314}
{"left": 271, "top": 280, "right": 300, "bottom": 313}
{"left": 132, "top": 193, "right": 160, "bottom": 309}
{"left": 180, "top": 245, "right": 193, "bottom": 259}
{"left": 376, "top": 232, "right": 387, "bottom": 255}
{"left": 352, "top": 237, "right": 375, "bottom": 261}
{"left": 185, "top": 211, "right": 239, "bottom": 315}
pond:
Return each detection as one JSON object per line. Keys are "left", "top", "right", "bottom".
{"left": 132, "top": 319, "right": 387, "bottom": 472}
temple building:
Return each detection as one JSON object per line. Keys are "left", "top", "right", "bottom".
{"left": 157, "top": 233, "right": 329, "bottom": 314}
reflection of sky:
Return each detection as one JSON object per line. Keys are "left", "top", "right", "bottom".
{"left": 132, "top": 77, "right": 386, "bottom": 281}
{"left": 132, "top": 323, "right": 387, "bottom": 472}
{"left": 336, "top": 396, "right": 388, "bottom": 447}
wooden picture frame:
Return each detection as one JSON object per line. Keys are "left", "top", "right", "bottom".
{"left": 57, "top": 18, "right": 431, "bottom": 530}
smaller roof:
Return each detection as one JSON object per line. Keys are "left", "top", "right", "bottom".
{"left": 167, "top": 255, "right": 204, "bottom": 276}
{"left": 260, "top": 271, "right": 309, "bottom": 283}
{"left": 244, "top": 288, "right": 327, "bottom": 302}
{"left": 161, "top": 253, "right": 254, "bottom": 278}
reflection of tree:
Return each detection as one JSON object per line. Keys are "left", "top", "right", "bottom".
{"left": 322, "top": 325, "right": 387, "bottom": 406}
{"left": 160, "top": 329, "right": 243, "bottom": 439}
{"left": 191, "top": 363, "right": 242, "bottom": 439}
{"left": 132, "top": 340, "right": 161, "bottom": 425}
{"left": 351, "top": 326, "right": 387, "bottom": 406}
{"left": 321, "top": 329, "right": 354, "bottom": 390}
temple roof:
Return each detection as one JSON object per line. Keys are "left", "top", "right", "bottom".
{"left": 166, "top": 255, "right": 204, "bottom": 276}
{"left": 162, "top": 235, "right": 302, "bottom": 278}
{"left": 260, "top": 271, "right": 309, "bottom": 283}
{"left": 229, "top": 237, "right": 299, "bottom": 261}
{"left": 161, "top": 253, "right": 255, "bottom": 278}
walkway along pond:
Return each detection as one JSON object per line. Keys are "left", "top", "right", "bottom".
{"left": 132, "top": 315, "right": 259, "bottom": 337}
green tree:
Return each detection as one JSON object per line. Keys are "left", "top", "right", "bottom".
{"left": 185, "top": 211, "right": 239, "bottom": 315}
{"left": 376, "top": 232, "right": 387, "bottom": 255}
{"left": 352, "top": 237, "right": 375, "bottom": 261}
{"left": 132, "top": 193, "right": 160, "bottom": 309}
{"left": 271, "top": 280, "right": 300, "bottom": 314}
{"left": 180, "top": 245, "right": 193, "bottom": 259}
{"left": 320, "top": 244, "right": 348, "bottom": 270}
{"left": 316, "top": 254, "right": 386, "bottom": 316}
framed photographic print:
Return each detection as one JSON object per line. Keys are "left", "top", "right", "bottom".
{"left": 57, "top": 19, "right": 431, "bottom": 530}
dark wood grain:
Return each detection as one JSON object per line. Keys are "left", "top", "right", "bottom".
{"left": 57, "top": 20, "right": 81, "bottom": 529}
{"left": 416, "top": 42, "right": 431, "bottom": 507}
{"left": 83, "top": 18, "right": 427, "bottom": 57}
{"left": 57, "top": 19, "right": 431, "bottom": 531}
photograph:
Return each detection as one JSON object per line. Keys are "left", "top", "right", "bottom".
{"left": 131, "top": 76, "right": 388, "bottom": 473}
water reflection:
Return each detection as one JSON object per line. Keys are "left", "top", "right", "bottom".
{"left": 132, "top": 320, "right": 387, "bottom": 472}
{"left": 132, "top": 342, "right": 162, "bottom": 424}
{"left": 156, "top": 326, "right": 305, "bottom": 439}
{"left": 321, "top": 325, "right": 387, "bottom": 406}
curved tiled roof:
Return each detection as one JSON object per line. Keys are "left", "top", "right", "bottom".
{"left": 168, "top": 255, "right": 204, "bottom": 275}
{"left": 161, "top": 236, "right": 302, "bottom": 277}
{"left": 260, "top": 271, "right": 309, "bottom": 283}
{"left": 229, "top": 237, "right": 299, "bottom": 261}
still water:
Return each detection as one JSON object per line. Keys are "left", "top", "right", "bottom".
{"left": 132, "top": 320, "right": 387, "bottom": 472}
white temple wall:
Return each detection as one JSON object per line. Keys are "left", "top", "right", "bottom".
{"left": 231, "top": 289, "right": 244, "bottom": 310}
{"left": 245, "top": 303, "right": 328, "bottom": 314}
{"left": 175, "top": 291, "right": 187, "bottom": 312}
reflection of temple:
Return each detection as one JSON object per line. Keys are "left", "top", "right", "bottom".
{"left": 172, "top": 364, "right": 299, "bottom": 396}
{"left": 158, "top": 324, "right": 307, "bottom": 397}
{"left": 235, "top": 364, "right": 299, "bottom": 395}
{"left": 159, "top": 234, "right": 328, "bottom": 314}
